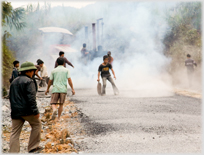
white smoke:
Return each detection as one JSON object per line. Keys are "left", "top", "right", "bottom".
{"left": 69, "top": 2, "right": 176, "bottom": 97}
{"left": 10, "top": 1, "right": 179, "bottom": 97}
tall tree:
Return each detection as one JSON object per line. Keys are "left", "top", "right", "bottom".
{"left": 2, "top": 1, "right": 26, "bottom": 30}
{"left": 1, "top": 1, "right": 26, "bottom": 93}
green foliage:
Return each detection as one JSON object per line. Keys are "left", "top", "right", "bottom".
{"left": 2, "top": 1, "right": 27, "bottom": 90}
{"left": 2, "top": 87, "right": 8, "bottom": 96}
{"left": 2, "top": 32, "right": 15, "bottom": 89}
{"left": 163, "top": 2, "right": 202, "bottom": 51}
{"left": 185, "top": 28, "right": 200, "bottom": 45}
{"left": 2, "top": 1, "right": 12, "bottom": 26}
{"left": 2, "top": 1, "right": 26, "bottom": 30}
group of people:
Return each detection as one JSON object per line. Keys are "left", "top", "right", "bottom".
{"left": 8, "top": 49, "right": 117, "bottom": 153}
{"left": 8, "top": 51, "right": 75, "bottom": 153}
{"left": 8, "top": 48, "right": 197, "bottom": 153}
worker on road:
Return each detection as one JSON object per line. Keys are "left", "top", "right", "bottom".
{"left": 46, "top": 57, "right": 75, "bottom": 122}
{"left": 9, "top": 60, "right": 20, "bottom": 83}
{"left": 185, "top": 54, "right": 197, "bottom": 87}
{"left": 81, "top": 43, "right": 89, "bottom": 65}
{"left": 107, "top": 51, "right": 114, "bottom": 65}
{"left": 54, "top": 51, "right": 74, "bottom": 68}
{"left": 97, "top": 55, "right": 119, "bottom": 95}
{"left": 36, "top": 59, "right": 49, "bottom": 87}
{"left": 9, "top": 61, "right": 43, "bottom": 153}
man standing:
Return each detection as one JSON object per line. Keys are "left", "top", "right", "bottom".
{"left": 107, "top": 51, "right": 114, "bottom": 65}
{"left": 37, "top": 59, "right": 49, "bottom": 87}
{"left": 9, "top": 61, "right": 42, "bottom": 153}
{"left": 97, "top": 55, "right": 119, "bottom": 95}
{"left": 54, "top": 51, "right": 74, "bottom": 68}
{"left": 185, "top": 54, "right": 197, "bottom": 87}
{"left": 9, "top": 60, "right": 20, "bottom": 83}
{"left": 45, "top": 57, "right": 75, "bottom": 121}
{"left": 81, "top": 43, "right": 89, "bottom": 57}
{"left": 81, "top": 43, "right": 89, "bottom": 65}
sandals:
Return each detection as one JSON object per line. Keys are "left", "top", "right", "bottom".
{"left": 29, "top": 146, "right": 44, "bottom": 153}
{"left": 51, "top": 110, "right": 57, "bottom": 120}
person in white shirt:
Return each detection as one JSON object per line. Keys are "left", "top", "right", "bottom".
{"left": 36, "top": 59, "right": 49, "bottom": 87}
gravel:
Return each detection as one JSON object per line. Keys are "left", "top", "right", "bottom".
{"left": 2, "top": 88, "right": 202, "bottom": 153}
{"left": 72, "top": 88, "right": 202, "bottom": 153}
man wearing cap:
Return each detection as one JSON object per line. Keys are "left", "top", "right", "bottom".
{"left": 9, "top": 61, "right": 43, "bottom": 153}
{"left": 107, "top": 51, "right": 114, "bottom": 65}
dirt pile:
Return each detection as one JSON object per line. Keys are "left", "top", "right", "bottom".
{"left": 2, "top": 99, "right": 85, "bottom": 153}
{"left": 41, "top": 102, "right": 79, "bottom": 153}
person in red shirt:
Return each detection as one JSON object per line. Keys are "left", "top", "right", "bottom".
{"left": 54, "top": 51, "right": 74, "bottom": 68}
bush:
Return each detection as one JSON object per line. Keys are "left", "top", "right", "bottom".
{"left": 185, "top": 29, "right": 199, "bottom": 45}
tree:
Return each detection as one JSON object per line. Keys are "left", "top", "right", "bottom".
{"left": 1, "top": 1, "right": 26, "bottom": 94}
{"left": 2, "top": 1, "right": 26, "bottom": 30}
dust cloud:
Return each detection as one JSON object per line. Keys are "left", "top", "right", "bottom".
{"left": 11, "top": 1, "right": 180, "bottom": 97}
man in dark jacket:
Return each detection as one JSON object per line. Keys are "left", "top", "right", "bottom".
{"left": 9, "top": 61, "right": 43, "bottom": 153}
{"left": 54, "top": 51, "right": 74, "bottom": 68}
{"left": 9, "top": 60, "right": 19, "bottom": 83}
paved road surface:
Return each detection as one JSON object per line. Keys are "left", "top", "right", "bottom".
{"left": 69, "top": 88, "right": 202, "bottom": 153}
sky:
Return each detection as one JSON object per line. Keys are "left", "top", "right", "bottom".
{"left": 10, "top": 1, "right": 96, "bottom": 9}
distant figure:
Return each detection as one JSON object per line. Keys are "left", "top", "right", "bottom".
{"left": 55, "top": 51, "right": 74, "bottom": 68}
{"left": 36, "top": 59, "right": 49, "bottom": 87}
{"left": 81, "top": 43, "right": 89, "bottom": 65}
{"left": 9, "top": 61, "right": 43, "bottom": 153}
{"left": 97, "top": 55, "right": 119, "bottom": 95}
{"left": 45, "top": 57, "right": 75, "bottom": 121}
{"left": 107, "top": 51, "right": 114, "bottom": 65}
{"left": 81, "top": 43, "right": 89, "bottom": 57}
{"left": 9, "top": 60, "right": 19, "bottom": 83}
{"left": 185, "top": 54, "right": 197, "bottom": 87}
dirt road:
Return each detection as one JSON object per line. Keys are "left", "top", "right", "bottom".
{"left": 70, "top": 88, "right": 202, "bottom": 153}
{"left": 2, "top": 88, "right": 201, "bottom": 153}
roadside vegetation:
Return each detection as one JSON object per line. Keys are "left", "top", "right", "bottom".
{"left": 163, "top": 2, "right": 202, "bottom": 68}
{"left": 2, "top": 1, "right": 26, "bottom": 94}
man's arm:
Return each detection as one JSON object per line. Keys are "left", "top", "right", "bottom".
{"left": 54, "top": 60, "right": 58, "bottom": 68}
{"left": 45, "top": 80, "right": 53, "bottom": 95}
{"left": 35, "top": 70, "right": 42, "bottom": 80}
{"left": 26, "top": 81, "right": 39, "bottom": 117}
{"left": 111, "top": 68, "right": 116, "bottom": 80}
{"left": 68, "top": 78, "right": 75, "bottom": 95}
{"left": 65, "top": 57, "right": 74, "bottom": 68}
{"left": 97, "top": 71, "right": 100, "bottom": 81}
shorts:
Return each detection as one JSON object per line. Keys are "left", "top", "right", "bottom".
{"left": 50, "top": 93, "right": 67, "bottom": 105}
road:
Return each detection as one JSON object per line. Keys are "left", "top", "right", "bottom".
{"left": 69, "top": 88, "right": 202, "bottom": 153}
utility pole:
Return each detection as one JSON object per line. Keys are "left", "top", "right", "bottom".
{"left": 96, "top": 18, "right": 103, "bottom": 46}
{"left": 92, "top": 23, "right": 96, "bottom": 51}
